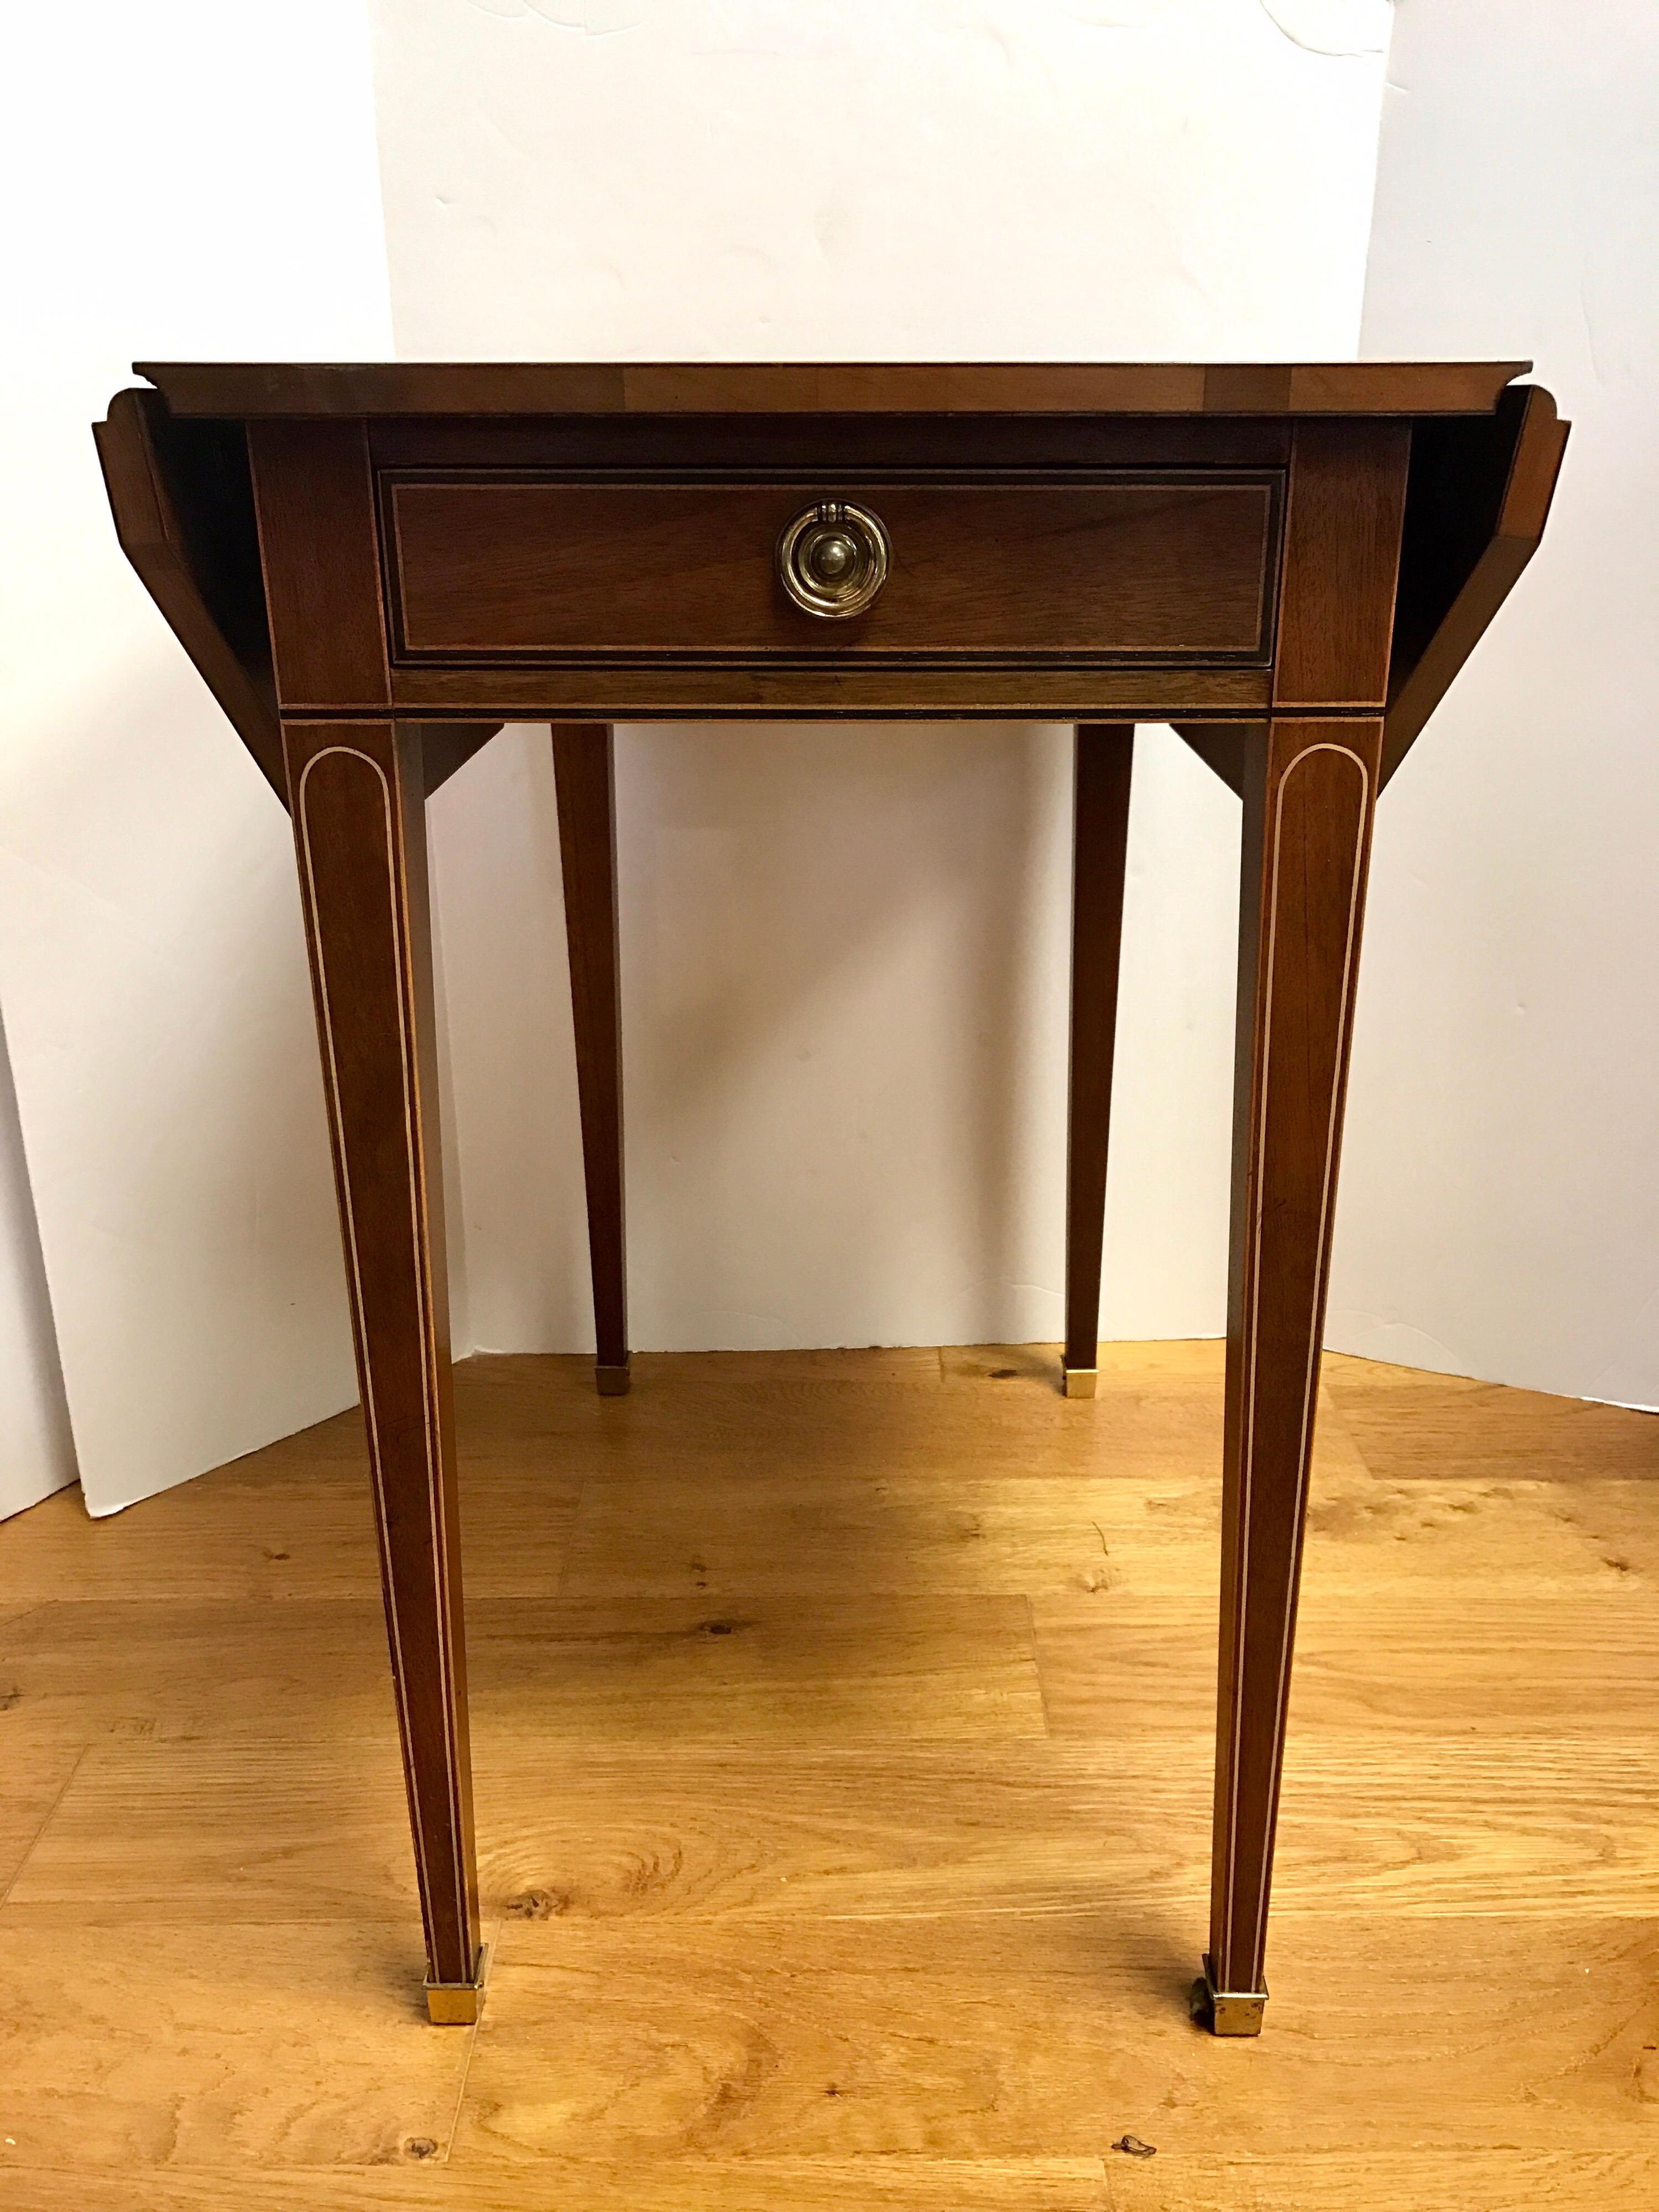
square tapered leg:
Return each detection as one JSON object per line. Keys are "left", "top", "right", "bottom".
{"left": 286, "top": 719, "right": 484, "bottom": 2018}
{"left": 1062, "top": 723, "right": 1133, "bottom": 1399}
{"left": 552, "top": 723, "right": 630, "bottom": 1398}
{"left": 1204, "top": 717, "right": 1381, "bottom": 2032}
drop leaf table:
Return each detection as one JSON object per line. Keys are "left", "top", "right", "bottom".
{"left": 96, "top": 359, "right": 1566, "bottom": 2032}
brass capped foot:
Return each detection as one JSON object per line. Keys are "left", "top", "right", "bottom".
{"left": 595, "top": 1361, "right": 632, "bottom": 1397}
{"left": 1191, "top": 1953, "right": 1267, "bottom": 2037}
{"left": 425, "top": 1943, "right": 490, "bottom": 2026}
{"left": 1062, "top": 1365, "right": 1098, "bottom": 1399}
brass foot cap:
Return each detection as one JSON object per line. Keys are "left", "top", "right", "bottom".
{"left": 1062, "top": 1365, "right": 1098, "bottom": 1399}
{"left": 1192, "top": 1953, "right": 1267, "bottom": 2037}
{"left": 425, "top": 1942, "right": 489, "bottom": 2026}
{"left": 595, "top": 1361, "right": 632, "bottom": 1397}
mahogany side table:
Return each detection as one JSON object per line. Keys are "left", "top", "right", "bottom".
{"left": 96, "top": 360, "right": 1566, "bottom": 2033}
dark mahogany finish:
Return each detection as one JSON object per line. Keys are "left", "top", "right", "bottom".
{"left": 96, "top": 359, "right": 1566, "bottom": 2033}
{"left": 1063, "top": 725, "right": 1134, "bottom": 1390}
{"left": 283, "top": 718, "right": 481, "bottom": 2002}
{"left": 551, "top": 723, "right": 630, "bottom": 1393}
{"left": 135, "top": 357, "right": 1528, "bottom": 419}
{"left": 1212, "top": 714, "right": 1383, "bottom": 2005}
{"left": 383, "top": 471, "right": 1280, "bottom": 664}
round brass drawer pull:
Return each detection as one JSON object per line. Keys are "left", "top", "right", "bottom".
{"left": 778, "top": 500, "right": 890, "bottom": 618}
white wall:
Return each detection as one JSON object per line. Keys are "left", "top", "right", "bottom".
{"left": 0, "top": 2, "right": 393, "bottom": 1514}
{"left": 1334, "top": 0, "right": 1659, "bottom": 1406}
{"left": 41, "top": 2, "right": 1641, "bottom": 1519}
{"left": 375, "top": 0, "right": 1392, "bottom": 1356}
{"left": 0, "top": 1008, "right": 76, "bottom": 1520}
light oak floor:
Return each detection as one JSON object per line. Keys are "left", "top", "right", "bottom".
{"left": 2, "top": 1342, "right": 1656, "bottom": 2211}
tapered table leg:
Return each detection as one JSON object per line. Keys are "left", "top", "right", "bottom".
{"left": 1063, "top": 724, "right": 1134, "bottom": 1398}
{"left": 551, "top": 723, "right": 629, "bottom": 1396}
{"left": 285, "top": 719, "right": 485, "bottom": 2024}
{"left": 1202, "top": 716, "right": 1382, "bottom": 2034}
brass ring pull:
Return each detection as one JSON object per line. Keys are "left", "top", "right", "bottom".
{"left": 778, "top": 500, "right": 890, "bottom": 619}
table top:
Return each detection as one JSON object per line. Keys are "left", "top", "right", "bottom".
{"left": 134, "top": 360, "right": 1531, "bottom": 420}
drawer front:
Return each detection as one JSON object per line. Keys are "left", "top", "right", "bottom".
{"left": 380, "top": 471, "right": 1280, "bottom": 665}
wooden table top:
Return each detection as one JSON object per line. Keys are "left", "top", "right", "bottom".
{"left": 134, "top": 360, "right": 1531, "bottom": 420}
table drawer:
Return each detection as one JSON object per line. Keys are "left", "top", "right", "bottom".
{"left": 380, "top": 471, "right": 1281, "bottom": 665}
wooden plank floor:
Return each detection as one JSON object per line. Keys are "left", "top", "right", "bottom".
{"left": 1, "top": 1342, "right": 1656, "bottom": 2210}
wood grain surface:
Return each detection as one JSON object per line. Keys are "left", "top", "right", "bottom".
{"left": 383, "top": 473, "right": 1279, "bottom": 663}
{"left": 1064, "top": 726, "right": 1134, "bottom": 1380}
{"left": 248, "top": 420, "right": 389, "bottom": 710}
{"left": 2, "top": 1342, "right": 1654, "bottom": 2208}
{"left": 1383, "top": 384, "right": 1569, "bottom": 783}
{"left": 551, "top": 724, "right": 629, "bottom": 1385}
{"left": 135, "top": 359, "right": 1530, "bottom": 419}
{"left": 383, "top": 659, "right": 1274, "bottom": 722}
{"left": 283, "top": 719, "right": 480, "bottom": 1994}
{"left": 1271, "top": 422, "right": 1410, "bottom": 710}
{"left": 93, "top": 391, "right": 283, "bottom": 795}
{"left": 1209, "top": 716, "right": 1385, "bottom": 1999}
{"left": 101, "top": 368, "right": 1559, "bottom": 780}
{"left": 369, "top": 414, "right": 1296, "bottom": 472}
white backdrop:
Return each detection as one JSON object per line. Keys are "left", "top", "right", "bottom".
{"left": 0, "top": 2, "right": 390, "bottom": 1514}
{"left": 0, "top": 1005, "right": 75, "bottom": 1520}
{"left": 9, "top": 2, "right": 1647, "bottom": 1524}
{"left": 384, "top": 0, "right": 1392, "bottom": 1359}
{"left": 1334, "top": 0, "right": 1659, "bottom": 1406}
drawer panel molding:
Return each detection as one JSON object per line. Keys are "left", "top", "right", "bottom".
{"left": 380, "top": 469, "right": 1283, "bottom": 668}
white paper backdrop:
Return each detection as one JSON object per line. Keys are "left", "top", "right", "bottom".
{"left": 1333, "top": 0, "right": 1659, "bottom": 1406}
{"left": 380, "top": 0, "right": 1392, "bottom": 1360}
{"left": 0, "top": 2, "right": 393, "bottom": 1514}
{"left": 0, "top": 1003, "right": 75, "bottom": 1520}
{"left": 15, "top": 2, "right": 1641, "bottom": 1524}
